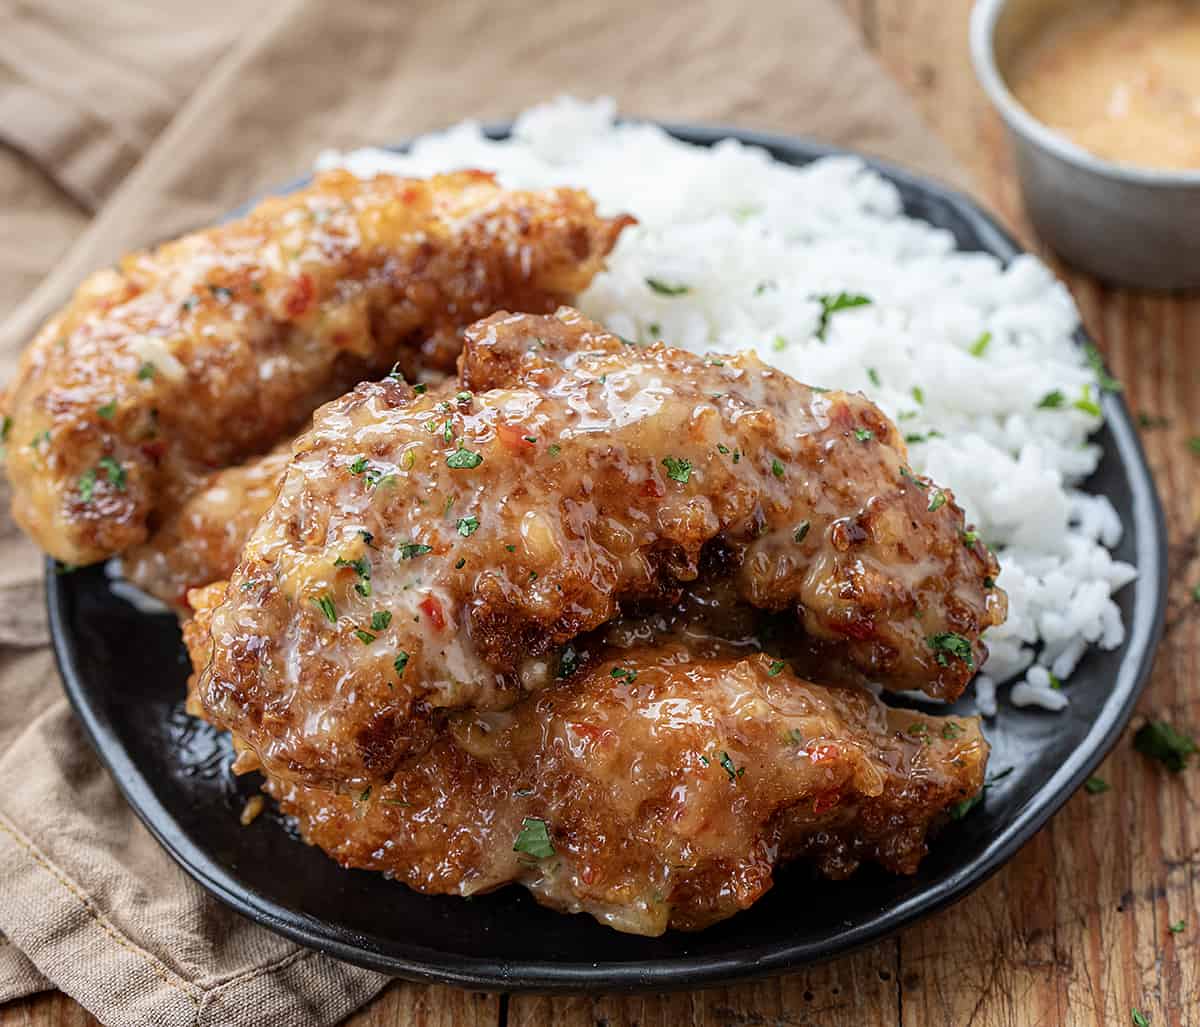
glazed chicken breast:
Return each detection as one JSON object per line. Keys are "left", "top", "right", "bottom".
{"left": 182, "top": 597, "right": 986, "bottom": 936}
{"left": 3, "top": 170, "right": 631, "bottom": 565}
{"left": 195, "top": 308, "right": 1003, "bottom": 794}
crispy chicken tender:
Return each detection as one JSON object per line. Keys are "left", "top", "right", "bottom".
{"left": 195, "top": 308, "right": 1003, "bottom": 793}
{"left": 3, "top": 170, "right": 631, "bottom": 565}
{"left": 179, "top": 611, "right": 987, "bottom": 936}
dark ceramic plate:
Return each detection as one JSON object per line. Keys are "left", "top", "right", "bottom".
{"left": 47, "top": 124, "right": 1167, "bottom": 991}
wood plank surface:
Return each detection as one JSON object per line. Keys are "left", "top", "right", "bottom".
{"left": 3, "top": 2, "right": 1197, "bottom": 1025}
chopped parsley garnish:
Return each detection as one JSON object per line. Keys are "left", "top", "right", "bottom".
{"left": 853, "top": 428, "right": 873, "bottom": 443}
{"left": 941, "top": 722, "right": 963, "bottom": 740}
{"left": 548, "top": 443, "right": 561, "bottom": 457}
{"left": 394, "top": 651, "right": 410, "bottom": 677}
{"left": 457, "top": 516, "right": 479, "bottom": 537}
{"left": 732, "top": 449, "right": 741, "bottom": 463}
{"left": 557, "top": 644, "right": 579, "bottom": 679}
{"left": 963, "top": 530, "right": 979, "bottom": 546}
{"left": 370, "top": 610, "right": 392, "bottom": 631}
{"left": 794, "top": 521, "right": 811, "bottom": 544}
{"left": 31, "top": 430, "right": 50, "bottom": 449}
{"left": 772, "top": 335, "right": 787, "bottom": 352}
{"left": 137, "top": 362, "right": 156, "bottom": 380}
{"left": 706, "top": 358, "right": 725, "bottom": 367}
{"left": 645, "top": 277, "right": 690, "bottom": 296}
{"left": 350, "top": 456, "right": 369, "bottom": 475}
{"left": 505, "top": 544, "right": 516, "bottom": 553}
{"left": 354, "top": 628, "right": 376, "bottom": 645}
{"left": 522, "top": 435, "right": 538, "bottom": 444}
{"left": 97, "top": 401, "right": 116, "bottom": 419}
{"left": 814, "top": 292, "right": 871, "bottom": 341}
{"left": 949, "top": 767, "right": 1013, "bottom": 819}
{"left": 1188, "top": 437, "right": 1200, "bottom": 456}
{"left": 1132, "top": 1011, "right": 1149, "bottom": 1027}
{"left": 455, "top": 391, "right": 471, "bottom": 404}
{"left": 513, "top": 817, "right": 555, "bottom": 858}
{"left": 1138, "top": 412, "right": 1170, "bottom": 429}
{"left": 899, "top": 465, "right": 929, "bottom": 489}
{"left": 984, "top": 575, "right": 995, "bottom": 588}
{"left": 1169, "top": 920, "right": 1186, "bottom": 934}
{"left": 927, "top": 632, "right": 974, "bottom": 669}
{"left": 442, "top": 421, "right": 454, "bottom": 444}
{"left": 1133, "top": 720, "right": 1197, "bottom": 772}
{"left": 98, "top": 456, "right": 125, "bottom": 491}
{"left": 1074, "top": 385, "right": 1102, "bottom": 417}
{"left": 718, "top": 750, "right": 743, "bottom": 782}
{"left": 446, "top": 447, "right": 482, "bottom": 469}
{"left": 907, "top": 722, "right": 930, "bottom": 739}
{"left": 663, "top": 456, "right": 692, "bottom": 483}
{"left": 312, "top": 595, "right": 337, "bottom": 623}
{"left": 397, "top": 542, "right": 432, "bottom": 560}
{"left": 767, "top": 660, "right": 786, "bottom": 677}
{"left": 0, "top": 416, "right": 11, "bottom": 443}
{"left": 334, "top": 555, "right": 371, "bottom": 596}
{"left": 1084, "top": 776, "right": 1110, "bottom": 795}
{"left": 1037, "top": 390, "right": 1065, "bottom": 409}
{"left": 771, "top": 458, "right": 786, "bottom": 478}
{"left": 78, "top": 469, "right": 97, "bottom": 503}
{"left": 867, "top": 367, "right": 881, "bottom": 387}
{"left": 358, "top": 786, "right": 371, "bottom": 802}
{"left": 928, "top": 490, "right": 947, "bottom": 512}
{"left": 610, "top": 666, "right": 638, "bottom": 683}
{"left": 648, "top": 322, "right": 661, "bottom": 336}
{"left": 717, "top": 443, "right": 730, "bottom": 455}
{"left": 1084, "top": 343, "right": 1122, "bottom": 393}
{"left": 454, "top": 558, "right": 465, "bottom": 569}
{"left": 911, "top": 385, "right": 925, "bottom": 405}
{"left": 411, "top": 383, "right": 428, "bottom": 395}
{"left": 969, "top": 331, "right": 992, "bottom": 357}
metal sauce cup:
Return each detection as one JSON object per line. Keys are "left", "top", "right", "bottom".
{"left": 970, "top": 0, "right": 1200, "bottom": 289}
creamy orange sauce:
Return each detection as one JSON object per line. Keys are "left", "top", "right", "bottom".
{"left": 1010, "top": 1, "right": 1200, "bottom": 170}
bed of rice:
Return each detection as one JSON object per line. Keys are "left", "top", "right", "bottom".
{"left": 318, "top": 96, "right": 1137, "bottom": 716}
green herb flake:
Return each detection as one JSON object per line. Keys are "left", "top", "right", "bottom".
{"left": 718, "top": 750, "right": 744, "bottom": 782}
{"left": 94, "top": 456, "right": 125, "bottom": 491}
{"left": 97, "top": 401, "right": 117, "bottom": 419}
{"left": 354, "top": 628, "right": 376, "bottom": 645}
{"left": 1169, "top": 920, "right": 1186, "bottom": 934}
{"left": 663, "top": 456, "right": 692, "bottom": 484}
{"left": 411, "top": 383, "right": 428, "bottom": 395}
{"left": 455, "top": 391, "right": 471, "bottom": 404}
{"left": 1038, "top": 390, "right": 1065, "bottom": 409}
{"left": 949, "top": 767, "right": 1013, "bottom": 819}
{"left": 513, "top": 817, "right": 555, "bottom": 859}
{"left": 137, "top": 362, "right": 156, "bottom": 381}
{"left": 1084, "top": 344, "right": 1122, "bottom": 393}
{"left": 370, "top": 610, "right": 392, "bottom": 631}
{"left": 397, "top": 542, "right": 432, "bottom": 561}
{"left": 927, "top": 632, "right": 974, "bottom": 669}
{"left": 78, "top": 469, "right": 97, "bottom": 503}
{"left": 928, "top": 490, "right": 947, "bottom": 512}
{"left": 457, "top": 516, "right": 480, "bottom": 537}
{"left": 610, "top": 666, "right": 638, "bottom": 683}
{"left": 867, "top": 367, "right": 881, "bottom": 387}
{"left": 772, "top": 335, "right": 787, "bottom": 352}
{"left": 1137, "top": 412, "right": 1170, "bottom": 429}
{"left": 794, "top": 521, "right": 811, "bottom": 544}
{"left": 912, "top": 385, "right": 925, "bottom": 405}
{"left": 771, "top": 457, "right": 786, "bottom": 478}
{"left": 814, "top": 292, "right": 872, "bottom": 341}
{"left": 1074, "top": 384, "right": 1102, "bottom": 417}
{"left": 767, "top": 660, "right": 786, "bottom": 677}
{"left": 548, "top": 443, "right": 561, "bottom": 457}
{"left": 454, "top": 557, "right": 465, "bottom": 569}
{"left": 1133, "top": 720, "right": 1197, "bottom": 772}
{"left": 394, "top": 651, "right": 410, "bottom": 677}
{"left": 350, "top": 456, "right": 369, "bottom": 475}
{"left": 30, "top": 429, "right": 50, "bottom": 450}
{"left": 899, "top": 465, "right": 929, "bottom": 490}
{"left": 645, "top": 278, "right": 690, "bottom": 296}
{"left": 446, "top": 447, "right": 483, "bottom": 470}
{"left": 853, "top": 428, "right": 873, "bottom": 443}
{"left": 358, "top": 785, "right": 371, "bottom": 802}
{"left": 0, "top": 416, "right": 11, "bottom": 444}
{"left": 1132, "top": 1010, "right": 1149, "bottom": 1027}
{"left": 963, "top": 530, "right": 979, "bottom": 547}
{"left": 1084, "top": 776, "right": 1110, "bottom": 795}
{"left": 942, "top": 722, "right": 963, "bottom": 740}
{"left": 312, "top": 595, "right": 337, "bottom": 623}
{"left": 1188, "top": 437, "right": 1200, "bottom": 456}
{"left": 969, "top": 331, "right": 992, "bottom": 357}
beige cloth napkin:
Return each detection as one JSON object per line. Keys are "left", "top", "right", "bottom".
{"left": 0, "top": 2, "right": 964, "bottom": 1024}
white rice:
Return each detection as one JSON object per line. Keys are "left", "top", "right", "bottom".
{"left": 318, "top": 96, "right": 1137, "bottom": 715}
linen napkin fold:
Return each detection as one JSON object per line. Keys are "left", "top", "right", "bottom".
{"left": 0, "top": 1, "right": 965, "bottom": 1024}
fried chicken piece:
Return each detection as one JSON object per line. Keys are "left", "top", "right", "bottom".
{"left": 3, "top": 170, "right": 631, "bottom": 565}
{"left": 256, "top": 643, "right": 987, "bottom": 935}
{"left": 196, "top": 308, "right": 1003, "bottom": 793}
{"left": 122, "top": 445, "right": 292, "bottom": 609}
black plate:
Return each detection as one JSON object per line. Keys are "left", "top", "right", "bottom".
{"left": 47, "top": 124, "right": 1167, "bottom": 991}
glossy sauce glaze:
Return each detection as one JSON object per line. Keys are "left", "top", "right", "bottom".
{"left": 195, "top": 309, "right": 1003, "bottom": 794}
{"left": 1011, "top": 1, "right": 1200, "bottom": 170}
{"left": 2, "top": 170, "right": 630, "bottom": 565}
{"left": 181, "top": 602, "right": 987, "bottom": 937}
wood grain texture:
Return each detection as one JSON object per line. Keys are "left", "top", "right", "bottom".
{"left": 4, "top": 2, "right": 1197, "bottom": 1025}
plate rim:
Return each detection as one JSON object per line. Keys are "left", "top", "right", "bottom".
{"left": 47, "top": 120, "right": 1169, "bottom": 992}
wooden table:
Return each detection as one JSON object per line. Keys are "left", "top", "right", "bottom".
{"left": 4, "top": 2, "right": 1197, "bottom": 1024}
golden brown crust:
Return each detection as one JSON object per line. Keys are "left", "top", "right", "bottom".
{"left": 196, "top": 308, "right": 1003, "bottom": 794}
{"left": 260, "top": 643, "right": 988, "bottom": 935}
{"left": 4, "top": 170, "right": 630, "bottom": 565}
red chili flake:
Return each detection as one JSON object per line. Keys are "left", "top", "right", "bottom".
{"left": 812, "top": 791, "right": 841, "bottom": 815}
{"left": 496, "top": 422, "right": 537, "bottom": 451}
{"left": 641, "top": 476, "right": 665, "bottom": 498}
{"left": 418, "top": 594, "right": 445, "bottom": 631}
{"left": 284, "top": 273, "right": 314, "bottom": 318}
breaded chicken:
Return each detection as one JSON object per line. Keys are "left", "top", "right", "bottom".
{"left": 186, "top": 627, "right": 988, "bottom": 935}
{"left": 3, "top": 170, "right": 631, "bottom": 565}
{"left": 195, "top": 309, "right": 1003, "bottom": 793}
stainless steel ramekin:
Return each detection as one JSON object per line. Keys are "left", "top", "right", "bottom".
{"left": 970, "top": 0, "right": 1200, "bottom": 289}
